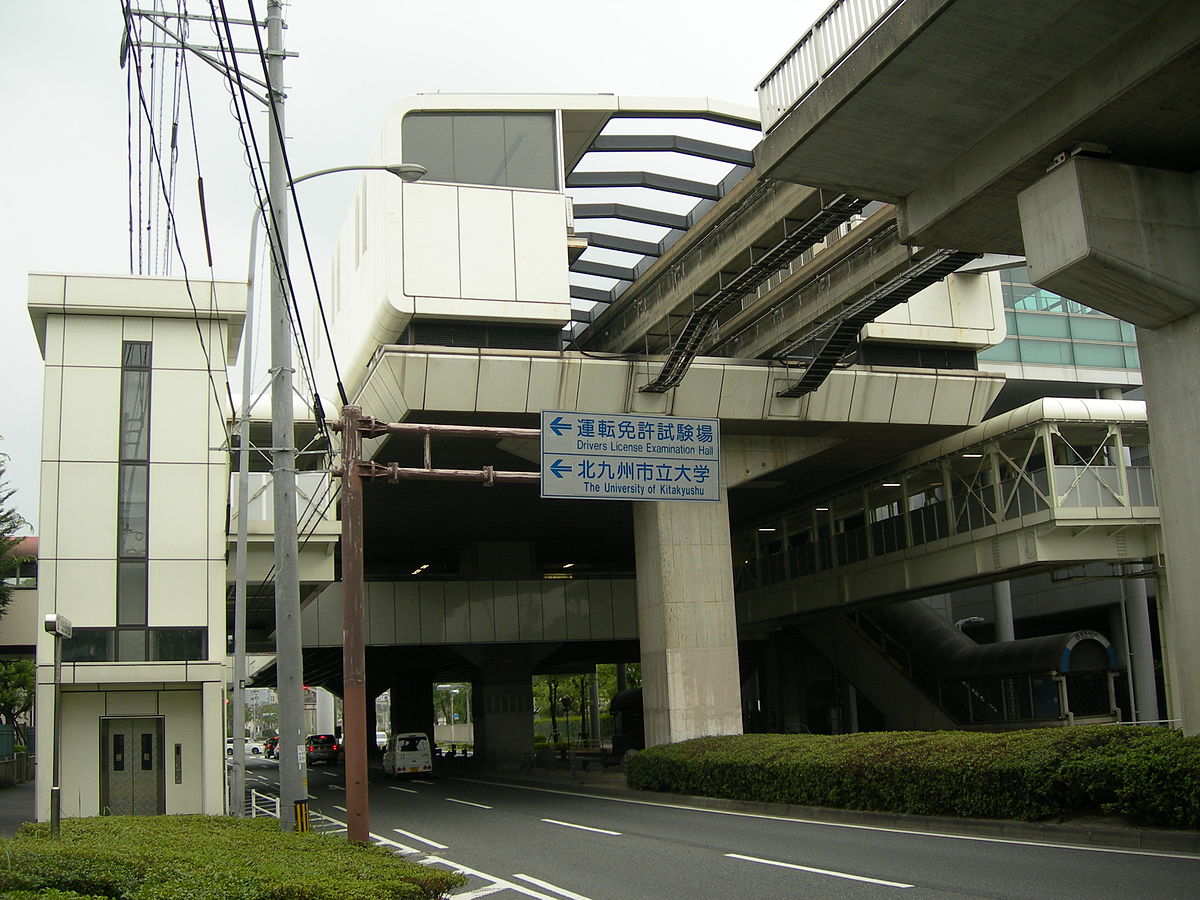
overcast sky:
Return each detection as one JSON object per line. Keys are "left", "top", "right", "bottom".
{"left": 0, "top": 0, "right": 827, "bottom": 530}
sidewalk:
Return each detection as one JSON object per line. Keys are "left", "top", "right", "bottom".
{"left": 462, "top": 764, "right": 1200, "bottom": 856}
{"left": 0, "top": 780, "right": 35, "bottom": 838}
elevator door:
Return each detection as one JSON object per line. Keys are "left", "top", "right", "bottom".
{"left": 100, "top": 717, "right": 165, "bottom": 816}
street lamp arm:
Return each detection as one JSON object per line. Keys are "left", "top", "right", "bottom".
{"left": 290, "top": 163, "right": 427, "bottom": 185}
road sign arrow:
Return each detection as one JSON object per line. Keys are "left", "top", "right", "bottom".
{"left": 549, "top": 459, "right": 572, "bottom": 479}
{"left": 549, "top": 416, "right": 572, "bottom": 437}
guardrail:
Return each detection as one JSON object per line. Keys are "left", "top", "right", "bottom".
{"left": 757, "top": 0, "right": 901, "bottom": 131}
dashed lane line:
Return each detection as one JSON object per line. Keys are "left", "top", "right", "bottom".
{"left": 447, "top": 798, "right": 493, "bottom": 809}
{"left": 388, "top": 786, "right": 419, "bottom": 794}
{"left": 540, "top": 818, "right": 620, "bottom": 836}
{"left": 726, "top": 853, "right": 913, "bottom": 889}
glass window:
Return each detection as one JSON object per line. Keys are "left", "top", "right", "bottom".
{"left": 1018, "top": 339, "right": 1074, "bottom": 365}
{"left": 119, "top": 370, "right": 151, "bottom": 460}
{"left": 1073, "top": 343, "right": 1127, "bottom": 368}
{"left": 1124, "top": 345, "right": 1141, "bottom": 368}
{"left": 151, "top": 628, "right": 206, "bottom": 661}
{"left": 122, "top": 341, "right": 151, "bottom": 369}
{"left": 978, "top": 338, "right": 1020, "bottom": 362}
{"left": 63, "top": 628, "right": 114, "bottom": 663}
{"left": 117, "top": 561, "right": 148, "bottom": 626}
{"left": 118, "top": 629, "right": 147, "bottom": 662}
{"left": 117, "top": 465, "right": 149, "bottom": 558}
{"left": 403, "top": 112, "right": 557, "bottom": 190}
{"left": 1069, "top": 316, "right": 1122, "bottom": 342}
{"left": 1014, "top": 312, "right": 1070, "bottom": 338}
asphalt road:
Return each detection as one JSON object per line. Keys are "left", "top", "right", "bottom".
{"left": 246, "top": 759, "right": 1200, "bottom": 899}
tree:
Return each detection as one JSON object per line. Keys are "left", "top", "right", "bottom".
{"left": 0, "top": 442, "right": 28, "bottom": 620}
{"left": 0, "top": 658, "right": 34, "bottom": 746}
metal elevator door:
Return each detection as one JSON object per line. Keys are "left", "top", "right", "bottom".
{"left": 100, "top": 717, "right": 165, "bottom": 816}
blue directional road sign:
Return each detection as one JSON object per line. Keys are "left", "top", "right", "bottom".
{"left": 540, "top": 410, "right": 721, "bottom": 502}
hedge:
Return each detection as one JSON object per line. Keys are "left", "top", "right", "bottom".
{"left": 625, "top": 726, "right": 1200, "bottom": 827}
{"left": 0, "top": 815, "right": 465, "bottom": 899}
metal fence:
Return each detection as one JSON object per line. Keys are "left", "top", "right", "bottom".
{"left": 758, "top": 0, "right": 902, "bottom": 130}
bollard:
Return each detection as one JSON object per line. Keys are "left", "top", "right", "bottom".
{"left": 294, "top": 799, "right": 310, "bottom": 832}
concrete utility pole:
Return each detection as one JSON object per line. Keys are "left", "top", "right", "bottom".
{"left": 266, "top": 0, "right": 307, "bottom": 832}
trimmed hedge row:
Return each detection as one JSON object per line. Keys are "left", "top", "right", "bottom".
{"left": 0, "top": 815, "right": 464, "bottom": 899}
{"left": 625, "top": 726, "right": 1200, "bottom": 827}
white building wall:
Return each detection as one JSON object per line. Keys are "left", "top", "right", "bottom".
{"left": 29, "top": 273, "right": 244, "bottom": 820}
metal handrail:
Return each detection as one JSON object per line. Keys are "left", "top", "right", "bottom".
{"left": 757, "top": 0, "right": 902, "bottom": 131}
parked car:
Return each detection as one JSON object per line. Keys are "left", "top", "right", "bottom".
{"left": 305, "top": 733, "right": 342, "bottom": 765}
{"left": 382, "top": 732, "right": 433, "bottom": 777}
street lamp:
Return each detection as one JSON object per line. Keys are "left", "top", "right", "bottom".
{"left": 229, "top": 161, "right": 426, "bottom": 826}
{"left": 43, "top": 612, "right": 72, "bottom": 838}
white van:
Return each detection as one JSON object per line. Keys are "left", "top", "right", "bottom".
{"left": 383, "top": 732, "right": 433, "bottom": 777}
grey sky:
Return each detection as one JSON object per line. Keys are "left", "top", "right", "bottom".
{"left": 0, "top": 0, "right": 826, "bottom": 531}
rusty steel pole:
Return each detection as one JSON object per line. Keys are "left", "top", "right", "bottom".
{"left": 340, "top": 405, "right": 369, "bottom": 843}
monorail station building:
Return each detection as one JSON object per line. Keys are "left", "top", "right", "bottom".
{"left": 29, "top": 0, "right": 1199, "bottom": 818}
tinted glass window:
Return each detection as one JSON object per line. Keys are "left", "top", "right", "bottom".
{"left": 403, "top": 112, "right": 556, "bottom": 189}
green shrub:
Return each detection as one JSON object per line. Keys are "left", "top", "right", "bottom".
{"left": 626, "top": 727, "right": 1200, "bottom": 827}
{"left": 0, "top": 816, "right": 464, "bottom": 900}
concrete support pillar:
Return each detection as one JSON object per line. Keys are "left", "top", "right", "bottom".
{"left": 633, "top": 496, "right": 743, "bottom": 747}
{"left": 314, "top": 687, "right": 335, "bottom": 734}
{"left": 473, "top": 647, "right": 533, "bottom": 767}
{"left": 1134, "top": 315, "right": 1200, "bottom": 733}
{"left": 389, "top": 670, "right": 435, "bottom": 742}
{"left": 1018, "top": 159, "right": 1200, "bottom": 734}
{"left": 1124, "top": 579, "right": 1161, "bottom": 723}
{"left": 991, "top": 581, "right": 1015, "bottom": 642}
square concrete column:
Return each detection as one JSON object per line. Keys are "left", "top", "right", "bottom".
{"left": 472, "top": 647, "right": 534, "bottom": 767}
{"left": 633, "top": 497, "right": 743, "bottom": 747}
{"left": 1138, "top": 315, "right": 1200, "bottom": 733}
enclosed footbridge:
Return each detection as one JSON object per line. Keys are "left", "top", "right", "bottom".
{"left": 735, "top": 397, "right": 1155, "bottom": 728}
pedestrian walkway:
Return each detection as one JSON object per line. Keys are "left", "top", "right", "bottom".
{"left": 0, "top": 780, "right": 35, "bottom": 838}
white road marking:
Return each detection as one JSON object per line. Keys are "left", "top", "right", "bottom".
{"left": 456, "top": 778, "right": 1200, "bottom": 861}
{"left": 368, "top": 833, "right": 422, "bottom": 855}
{"left": 453, "top": 885, "right": 508, "bottom": 899}
{"left": 389, "top": 785, "right": 419, "bottom": 794}
{"left": 393, "top": 827, "right": 449, "bottom": 849}
{"left": 446, "top": 797, "right": 493, "bottom": 809}
{"left": 317, "top": 770, "right": 337, "bottom": 777}
{"left": 540, "top": 818, "right": 621, "bottom": 836}
{"left": 333, "top": 805, "right": 347, "bottom": 812}
{"left": 727, "top": 853, "right": 913, "bottom": 888}
{"left": 423, "top": 856, "right": 563, "bottom": 900}
{"left": 330, "top": 784, "right": 345, "bottom": 791}
{"left": 412, "top": 778, "right": 436, "bottom": 784}
{"left": 513, "top": 873, "right": 594, "bottom": 900}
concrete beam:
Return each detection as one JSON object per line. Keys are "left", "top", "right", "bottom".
{"left": 1017, "top": 159, "right": 1200, "bottom": 329}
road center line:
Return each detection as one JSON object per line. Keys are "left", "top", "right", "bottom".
{"left": 411, "top": 779, "right": 436, "bottom": 784}
{"left": 388, "top": 785, "right": 419, "bottom": 794}
{"left": 541, "top": 818, "right": 621, "bottom": 836}
{"left": 513, "top": 873, "right": 595, "bottom": 900}
{"left": 726, "top": 853, "right": 913, "bottom": 888}
{"left": 393, "top": 827, "right": 449, "bottom": 849}
{"left": 447, "top": 797, "right": 493, "bottom": 809}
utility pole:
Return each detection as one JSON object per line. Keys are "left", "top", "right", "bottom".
{"left": 331, "top": 415, "right": 540, "bottom": 840}
{"left": 339, "top": 406, "right": 369, "bottom": 842}
{"left": 266, "top": 0, "right": 307, "bottom": 831}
